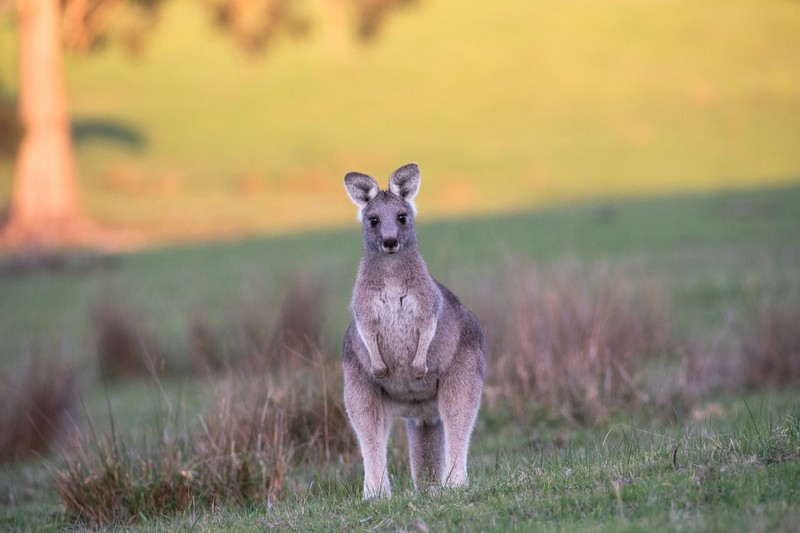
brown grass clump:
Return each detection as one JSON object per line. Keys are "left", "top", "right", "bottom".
{"left": 91, "top": 301, "right": 162, "bottom": 380}
{"left": 217, "top": 300, "right": 279, "bottom": 375}
{"left": 741, "top": 295, "right": 800, "bottom": 389}
{"left": 479, "top": 260, "right": 673, "bottom": 424}
{"left": 55, "top": 333, "right": 351, "bottom": 526}
{"left": 277, "top": 271, "right": 327, "bottom": 356}
{"left": 55, "top": 379, "right": 294, "bottom": 525}
{"left": 0, "top": 356, "right": 79, "bottom": 463}
{"left": 56, "top": 434, "right": 198, "bottom": 525}
{"left": 645, "top": 334, "right": 735, "bottom": 416}
{"left": 188, "top": 315, "right": 224, "bottom": 375}
{"left": 285, "top": 358, "right": 356, "bottom": 465}
{"left": 189, "top": 273, "right": 327, "bottom": 376}
{"left": 213, "top": 340, "right": 355, "bottom": 466}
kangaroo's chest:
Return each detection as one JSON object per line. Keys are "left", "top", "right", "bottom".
{"left": 360, "top": 279, "right": 428, "bottom": 364}
{"left": 371, "top": 281, "right": 419, "bottom": 333}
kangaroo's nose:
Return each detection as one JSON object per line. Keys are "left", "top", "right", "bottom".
{"left": 383, "top": 238, "right": 398, "bottom": 250}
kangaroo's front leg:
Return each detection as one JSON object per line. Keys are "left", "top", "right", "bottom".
{"left": 411, "top": 317, "right": 437, "bottom": 378}
{"left": 357, "top": 322, "right": 388, "bottom": 378}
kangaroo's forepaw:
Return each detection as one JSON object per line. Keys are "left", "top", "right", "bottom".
{"left": 411, "top": 363, "right": 428, "bottom": 379}
{"left": 371, "top": 364, "right": 389, "bottom": 378}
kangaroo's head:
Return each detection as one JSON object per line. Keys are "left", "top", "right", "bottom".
{"left": 344, "top": 163, "right": 421, "bottom": 256}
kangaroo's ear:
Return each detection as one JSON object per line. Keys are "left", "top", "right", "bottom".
{"left": 388, "top": 163, "right": 420, "bottom": 213}
{"left": 344, "top": 172, "right": 380, "bottom": 217}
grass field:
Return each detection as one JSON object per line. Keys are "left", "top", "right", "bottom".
{"left": 86, "top": 394, "right": 800, "bottom": 532}
{"left": 1, "top": 183, "right": 799, "bottom": 371}
{"left": 1, "top": 184, "right": 799, "bottom": 530}
{"left": 12, "top": 393, "right": 797, "bottom": 532}
{"left": 1, "top": 0, "right": 800, "bottom": 528}
{"left": 2, "top": 0, "right": 800, "bottom": 241}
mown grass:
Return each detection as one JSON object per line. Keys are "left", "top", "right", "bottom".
{"left": 1, "top": 0, "right": 800, "bottom": 240}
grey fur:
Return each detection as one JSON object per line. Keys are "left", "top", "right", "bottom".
{"left": 344, "top": 172, "right": 380, "bottom": 219}
{"left": 342, "top": 163, "right": 486, "bottom": 498}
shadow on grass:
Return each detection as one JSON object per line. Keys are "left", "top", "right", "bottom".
{"left": 71, "top": 118, "right": 146, "bottom": 151}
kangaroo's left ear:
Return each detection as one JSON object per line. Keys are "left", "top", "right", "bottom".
{"left": 388, "top": 163, "right": 420, "bottom": 214}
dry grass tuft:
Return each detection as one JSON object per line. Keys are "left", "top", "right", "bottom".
{"left": 188, "top": 315, "right": 224, "bottom": 375}
{"left": 277, "top": 271, "right": 327, "bottom": 356}
{"left": 55, "top": 328, "right": 350, "bottom": 525}
{"left": 189, "top": 273, "right": 327, "bottom": 376}
{"left": 741, "top": 295, "right": 800, "bottom": 389}
{"left": 658, "top": 292, "right": 800, "bottom": 409}
{"left": 55, "top": 433, "right": 197, "bottom": 525}
{"left": 286, "top": 360, "right": 356, "bottom": 465}
{"left": 0, "top": 356, "right": 79, "bottom": 463}
{"left": 212, "top": 341, "right": 355, "bottom": 466}
{"left": 92, "top": 301, "right": 163, "bottom": 380}
{"left": 480, "top": 260, "right": 673, "bottom": 424}
{"left": 55, "top": 379, "right": 294, "bottom": 525}
{"left": 645, "top": 337, "right": 731, "bottom": 416}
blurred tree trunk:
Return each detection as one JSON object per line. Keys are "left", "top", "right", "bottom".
{"left": 2, "top": 0, "right": 84, "bottom": 247}
{"left": 0, "top": 0, "right": 413, "bottom": 249}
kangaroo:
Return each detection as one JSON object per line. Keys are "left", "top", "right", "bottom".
{"left": 342, "top": 163, "right": 486, "bottom": 499}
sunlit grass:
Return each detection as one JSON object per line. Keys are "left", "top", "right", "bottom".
{"left": 2, "top": 0, "right": 800, "bottom": 241}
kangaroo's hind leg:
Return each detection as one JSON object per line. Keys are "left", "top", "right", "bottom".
{"left": 438, "top": 348, "right": 484, "bottom": 487}
{"left": 407, "top": 418, "right": 445, "bottom": 491}
{"left": 343, "top": 355, "right": 393, "bottom": 498}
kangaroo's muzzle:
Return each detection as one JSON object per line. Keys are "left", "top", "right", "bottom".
{"left": 382, "top": 238, "right": 400, "bottom": 253}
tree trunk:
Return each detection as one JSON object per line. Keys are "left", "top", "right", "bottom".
{"left": 2, "top": 0, "right": 84, "bottom": 247}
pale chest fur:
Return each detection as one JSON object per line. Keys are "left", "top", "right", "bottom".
{"left": 353, "top": 271, "right": 440, "bottom": 369}
{"left": 376, "top": 278, "right": 418, "bottom": 322}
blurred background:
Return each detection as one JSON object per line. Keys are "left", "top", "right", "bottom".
{"left": 1, "top": 3, "right": 800, "bottom": 526}
{"left": 1, "top": 0, "right": 799, "bottom": 244}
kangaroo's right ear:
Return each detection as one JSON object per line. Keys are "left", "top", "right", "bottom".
{"left": 344, "top": 172, "right": 380, "bottom": 218}
{"left": 388, "top": 163, "right": 420, "bottom": 214}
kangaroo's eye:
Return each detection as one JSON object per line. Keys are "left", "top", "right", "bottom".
{"left": 368, "top": 217, "right": 379, "bottom": 228}
{"left": 397, "top": 214, "right": 407, "bottom": 225}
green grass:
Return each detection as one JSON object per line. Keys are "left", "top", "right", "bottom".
{"left": 7, "top": 393, "right": 796, "bottom": 531}
{"left": 2, "top": 1, "right": 800, "bottom": 528}
{"left": 148, "top": 394, "right": 799, "bottom": 532}
{"left": 1, "top": 183, "right": 798, "bottom": 372}
{"left": 2, "top": 0, "right": 800, "bottom": 240}
{"left": 1, "top": 184, "right": 799, "bottom": 531}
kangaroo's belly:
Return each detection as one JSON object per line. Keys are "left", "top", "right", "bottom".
{"left": 378, "top": 372, "right": 438, "bottom": 401}
{"left": 377, "top": 373, "right": 440, "bottom": 422}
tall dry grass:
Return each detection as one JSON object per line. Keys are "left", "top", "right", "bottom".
{"left": 653, "top": 290, "right": 800, "bottom": 410}
{"left": 478, "top": 260, "right": 674, "bottom": 424}
{"left": 56, "top": 272, "right": 350, "bottom": 525}
{"left": 477, "top": 260, "right": 800, "bottom": 423}
{"left": 91, "top": 301, "right": 163, "bottom": 380}
{"left": 52, "top": 262, "right": 800, "bottom": 525}
{"left": 277, "top": 271, "right": 327, "bottom": 356}
{"left": 189, "top": 272, "right": 327, "bottom": 376}
{"left": 741, "top": 295, "right": 800, "bottom": 389}
{"left": 54, "top": 349, "right": 349, "bottom": 525}
{"left": 0, "top": 356, "right": 79, "bottom": 463}
{"left": 55, "top": 388, "right": 293, "bottom": 525}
